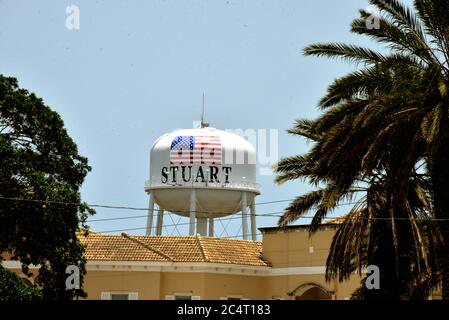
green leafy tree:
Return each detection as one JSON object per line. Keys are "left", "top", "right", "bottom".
{"left": 276, "top": 0, "right": 449, "bottom": 298}
{"left": 0, "top": 265, "right": 42, "bottom": 300}
{"left": 0, "top": 75, "right": 94, "bottom": 299}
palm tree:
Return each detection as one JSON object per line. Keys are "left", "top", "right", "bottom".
{"left": 276, "top": 0, "right": 449, "bottom": 298}
{"left": 276, "top": 118, "right": 441, "bottom": 298}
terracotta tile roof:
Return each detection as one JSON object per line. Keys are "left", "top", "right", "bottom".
{"left": 200, "top": 237, "right": 265, "bottom": 266}
{"left": 79, "top": 233, "right": 170, "bottom": 262}
{"left": 79, "top": 232, "right": 268, "bottom": 266}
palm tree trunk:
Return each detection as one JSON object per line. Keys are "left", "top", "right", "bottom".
{"left": 365, "top": 218, "right": 403, "bottom": 299}
{"left": 432, "top": 172, "right": 449, "bottom": 299}
{"left": 441, "top": 237, "right": 449, "bottom": 299}
{"left": 431, "top": 107, "right": 449, "bottom": 300}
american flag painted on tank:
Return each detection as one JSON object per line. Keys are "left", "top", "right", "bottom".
{"left": 170, "top": 135, "right": 222, "bottom": 164}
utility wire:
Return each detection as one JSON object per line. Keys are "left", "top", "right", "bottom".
{"left": 95, "top": 211, "right": 447, "bottom": 234}
{"left": 2, "top": 195, "right": 446, "bottom": 235}
{"left": 0, "top": 195, "right": 299, "bottom": 215}
{"left": 96, "top": 211, "right": 287, "bottom": 234}
{"left": 0, "top": 195, "right": 358, "bottom": 223}
{"left": 87, "top": 203, "right": 364, "bottom": 225}
{"left": 88, "top": 210, "right": 289, "bottom": 223}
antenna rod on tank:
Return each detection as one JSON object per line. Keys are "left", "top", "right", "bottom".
{"left": 200, "top": 93, "right": 209, "bottom": 128}
{"left": 201, "top": 93, "right": 204, "bottom": 126}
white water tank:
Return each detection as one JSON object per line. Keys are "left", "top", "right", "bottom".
{"left": 144, "top": 126, "right": 260, "bottom": 239}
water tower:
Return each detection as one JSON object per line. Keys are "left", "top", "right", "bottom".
{"left": 144, "top": 124, "right": 260, "bottom": 240}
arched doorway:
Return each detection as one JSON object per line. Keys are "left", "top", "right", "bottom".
{"left": 290, "top": 283, "right": 333, "bottom": 300}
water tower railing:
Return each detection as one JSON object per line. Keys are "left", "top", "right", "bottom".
{"left": 144, "top": 179, "right": 261, "bottom": 192}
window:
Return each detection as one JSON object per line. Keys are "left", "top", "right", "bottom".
{"left": 165, "top": 294, "right": 200, "bottom": 300}
{"left": 220, "top": 295, "right": 243, "bottom": 300}
{"left": 111, "top": 294, "right": 130, "bottom": 300}
{"left": 101, "top": 292, "right": 138, "bottom": 300}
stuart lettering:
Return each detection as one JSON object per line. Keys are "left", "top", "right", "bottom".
{"left": 161, "top": 165, "right": 232, "bottom": 185}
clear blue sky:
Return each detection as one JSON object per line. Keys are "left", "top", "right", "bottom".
{"left": 0, "top": 0, "right": 379, "bottom": 238}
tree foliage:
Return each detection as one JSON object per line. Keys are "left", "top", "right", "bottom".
{"left": 0, "top": 265, "right": 42, "bottom": 300}
{"left": 0, "top": 75, "right": 94, "bottom": 299}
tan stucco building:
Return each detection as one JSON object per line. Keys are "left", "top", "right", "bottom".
{"left": 4, "top": 222, "right": 443, "bottom": 300}
{"left": 26, "top": 223, "right": 363, "bottom": 300}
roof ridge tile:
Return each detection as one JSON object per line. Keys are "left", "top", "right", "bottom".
{"left": 121, "top": 233, "right": 174, "bottom": 262}
{"left": 196, "top": 234, "right": 210, "bottom": 262}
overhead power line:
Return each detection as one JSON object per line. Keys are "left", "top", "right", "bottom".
{"left": 0, "top": 195, "right": 299, "bottom": 215}
{"left": 2, "top": 195, "right": 446, "bottom": 236}
{"left": 96, "top": 211, "right": 448, "bottom": 234}
{"left": 87, "top": 208, "right": 326, "bottom": 223}
{"left": 96, "top": 210, "right": 288, "bottom": 233}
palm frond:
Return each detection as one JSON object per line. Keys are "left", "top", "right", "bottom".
{"left": 303, "top": 43, "right": 385, "bottom": 65}
{"left": 286, "top": 119, "right": 320, "bottom": 141}
{"left": 274, "top": 155, "right": 315, "bottom": 185}
{"left": 278, "top": 189, "right": 324, "bottom": 227}
{"left": 351, "top": 11, "right": 436, "bottom": 66}
{"left": 370, "top": 0, "right": 426, "bottom": 42}
{"left": 413, "top": 0, "right": 449, "bottom": 69}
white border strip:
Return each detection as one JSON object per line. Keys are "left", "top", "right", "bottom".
{"left": 2, "top": 261, "right": 40, "bottom": 269}
{"left": 3, "top": 260, "right": 327, "bottom": 276}
{"left": 270, "top": 266, "right": 326, "bottom": 276}
{"left": 84, "top": 261, "right": 326, "bottom": 276}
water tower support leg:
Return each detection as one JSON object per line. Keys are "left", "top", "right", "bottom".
{"left": 156, "top": 207, "right": 164, "bottom": 235}
{"left": 241, "top": 192, "right": 249, "bottom": 240}
{"left": 250, "top": 202, "right": 257, "bottom": 240}
{"left": 189, "top": 189, "right": 196, "bottom": 235}
{"left": 197, "top": 218, "right": 207, "bottom": 236}
{"left": 146, "top": 192, "right": 155, "bottom": 236}
{"left": 208, "top": 218, "right": 214, "bottom": 237}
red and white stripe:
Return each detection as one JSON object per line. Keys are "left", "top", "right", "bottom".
{"left": 170, "top": 136, "right": 222, "bottom": 164}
